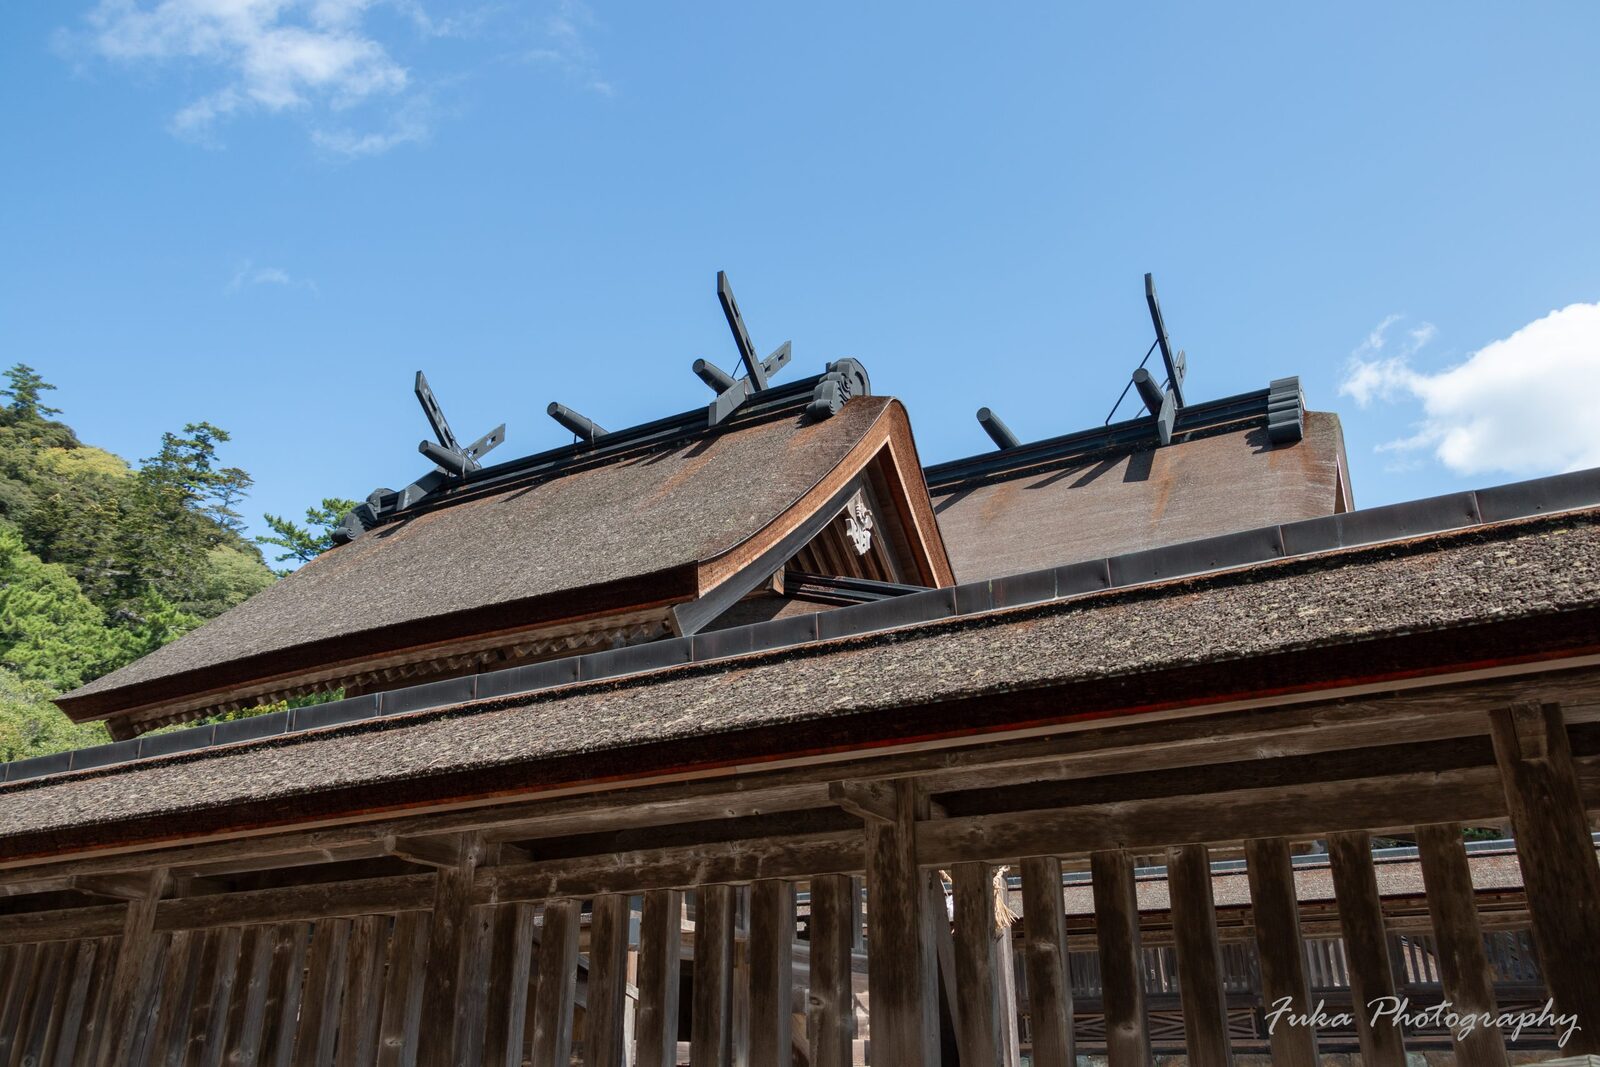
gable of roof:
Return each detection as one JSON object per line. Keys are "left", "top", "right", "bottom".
{"left": 929, "top": 404, "right": 1350, "bottom": 583}
{"left": 58, "top": 391, "right": 952, "bottom": 731}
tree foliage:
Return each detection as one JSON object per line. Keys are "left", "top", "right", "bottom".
{"left": 257, "top": 498, "right": 358, "bottom": 568}
{"left": 0, "top": 362, "right": 349, "bottom": 762}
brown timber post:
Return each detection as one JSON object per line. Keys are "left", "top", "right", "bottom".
{"left": 633, "top": 890, "right": 682, "bottom": 1067}
{"left": 1167, "top": 844, "right": 1235, "bottom": 1067}
{"left": 692, "top": 884, "right": 736, "bottom": 1067}
{"left": 748, "top": 880, "right": 795, "bottom": 1067}
{"left": 1090, "top": 850, "right": 1149, "bottom": 1067}
{"left": 862, "top": 779, "right": 935, "bottom": 1066}
{"left": 1415, "top": 823, "right": 1509, "bottom": 1067}
{"left": 414, "top": 833, "right": 483, "bottom": 1067}
{"left": 482, "top": 904, "right": 536, "bottom": 1067}
{"left": 374, "top": 914, "right": 426, "bottom": 1067}
{"left": 1244, "top": 837, "right": 1318, "bottom": 1066}
{"left": 1326, "top": 832, "right": 1406, "bottom": 1067}
{"left": 529, "top": 899, "right": 581, "bottom": 1067}
{"left": 586, "top": 894, "right": 632, "bottom": 1067}
{"left": 808, "top": 875, "right": 854, "bottom": 1067}
{"left": 1489, "top": 700, "right": 1600, "bottom": 1051}
{"left": 1020, "top": 856, "right": 1073, "bottom": 1067}
{"left": 950, "top": 862, "right": 1005, "bottom": 1065}
{"left": 95, "top": 867, "right": 167, "bottom": 1067}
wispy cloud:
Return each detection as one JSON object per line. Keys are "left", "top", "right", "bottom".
{"left": 73, "top": 0, "right": 443, "bottom": 153}
{"left": 1340, "top": 304, "right": 1600, "bottom": 476}
{"left": 226, "top": 260, "right": 318, "bottom": 294}
{"left": 523, "top": 0, "right": 612, "bottom": 96}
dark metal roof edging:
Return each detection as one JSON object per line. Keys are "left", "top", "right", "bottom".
{"left": 4, "top": 465, "right": 1597, "bottom": 788}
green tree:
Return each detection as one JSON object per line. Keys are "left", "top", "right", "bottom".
{"left": 0, "top": 525, "right": 136, "bottom": 690}
{"left": 1, "top": 364, "right": 63, "bottom": 421}
{"left": 0, "top": 669, "right": 109, "bottom": 762}
{"left": 257, "top": 497, "right": 358, "bottom": 568}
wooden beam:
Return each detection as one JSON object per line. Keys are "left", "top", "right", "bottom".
{"left": 950, "top": 863, "right": 1005, "bottom": 1066}
{"left": 1090, "top": 851, "right": 1148, "bottom": 1067}
{"left": 748, "top": 880, "right": 794, "bottom": 1067}
{"left": 585, "top": 894, "right": 631, "bottom": 1067}
{"left": 69, "top": 872, "right": 168, "bottom": 901}
{"left": 633, "top": 890, "right": 682, "bottom": 1067}
{"left": 94, "top": 867, "right": 166, "bottom": 1067}
{"left": 529, "top": 899, "right": 580, "bottom": 1067}
{"left": 482, "top": 904, "right": 536, "bottom": 1067}
{"left": 1019, "top": 856, "right": 1073, "bottom": 1067}
{"left": 827, "top": 780, "right": 897, "bottom": 823}
{"left": 807, "top": 875, "right": 853, "bottom": 1067}
{"left": 415, "top": 834, "right": 484, "bottom": 1067}
{"left": 1415, "top": 823, "right": 1509, "bottom": 1067}
{"left": 157, "top": 874, "right": 436, "bottom": 932}
{"left": 1245, "top": 837, "right": 1318, "bottom": 1067}
{"left": 1326, "top": 832, "right": 1406, "bottom": 1067}
{"left": 691, "top": 884, "right": 735, "bottom": 1067}
{"left": 863, "top": 779, "right": 934, "bottom": 1066}
{"left": 478, "top": 830, "right": 863, "bottom": 902}
{"left": 1167, "top": 844, "right": 1234, "bottom": 1067}
{"left": 1490, "top": 700, "right": 1600, "bottom": 1051}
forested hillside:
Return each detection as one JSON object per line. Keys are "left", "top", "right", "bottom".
{"left": 0, "top": 365, "right": 348, "bottom": 761}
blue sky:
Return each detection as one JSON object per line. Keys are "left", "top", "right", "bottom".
{"left": 3, "top": 2, "right": 1599, "bottom": 550}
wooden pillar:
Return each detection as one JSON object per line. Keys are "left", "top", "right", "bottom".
{"left": 293, "top": 919, "right": 351, "bottom": 1067}
{"left": 483, "top": 905, "right": 536, "bottom": 1067}
{"left": 633, "top": 890, "right": 682, "bottom": 1067}
{"left": 1490, "top": 700, "right": 1600, "bottom": 1051}
{"left": 375, "top": 914, "right": 426, "bottom": 1067}
{"left": 692, "top": 884, "right": 736, "bottom": 1067}
{"left": 96, "top": 868, "right": 167, "bottom": 1067}
{"left": 1327, "top": 832, "right": 1406, "bottom": 1067}
{"left": 1244, "top": 837, "right": 1318, "bottom": 1067}
{"left": 1415, "top": 823, "right": 1509, "bottom": 1067}
{"left": 1167, "top": 844, "right": 1234, "bottom": 1067}
{"left": 748, "top": 880, "right": 794, "bottom": 1067}
{"left": 225, "top": 924, "right": 275, "bottom": 1067}
{"left": 415, "top": 835, "right": 483, "bottom": 1067}
{"left": 335, "top": 915, "right": 388, "bottom": 1067}
{"left": 529, "top": 899, "right": 581, "bottom": 1067}
{"left": 863, "top": 779, "right": 934, "bottom": 1067}
{"left": 586, "top": 894, "right": 632, "bottom": 1067}
{"left": 950, "top": 862, "right": 1006, "bottom": 1066}
{"left": 1090, "top": 850, "right": 1149, "bottom": 1067}
{"left": 808, "top": 875, "right": 853, "bottom": 1067}
{"left": 1020, "top": 856, "right": 1073, "bottom": 1067}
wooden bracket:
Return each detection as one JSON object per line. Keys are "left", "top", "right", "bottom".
{"left": 390, "top": 832, "right": 485, "bottom": 869}
{"left": 1503, "top": 701, "right": 1552, "bottom": 763}
{"left": 828, "top": 780, "right": 898, "bottom": 823}
{"left": 69, "top": 871, "right": 170, "bottom": 900}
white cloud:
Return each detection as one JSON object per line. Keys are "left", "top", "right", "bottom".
{"left": 523, "top": 0, "right": 612, "bottom": 96}
{"left": 227, "top": 260, "right": 317, "bottom": 294}
{"left": 79, "top": 0, "right": 424, "bottom": 151}
{"left": 1340, "top": 303, "right": 1600, "bottom": 476}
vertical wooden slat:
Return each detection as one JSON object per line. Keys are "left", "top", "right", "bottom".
{"left": 258, "top": 925, "right": 310, "bottom": 1067}
{"left": 335, "top": 916, "right": 387, "bottom": 1067}
{"left": 1415, "top": 823, "right": 1509, "bottom": 1067}
{"left": 1244, "top": 837, "right": 1318, "bottom": 1067}
{"left": 1327, "top": 832, "right": 1406, "bottom": 1066}
{"left": 483, "top": 905, "right": 536, "bottom": 1067}
{"left": 691, "top": 884, "right": 735, "bottom": 1067}
{"left": 529, "top": 899, "right": 580, "bottom": 1067}
{"left": 36, "top": 942, "right": 83, "bottom": 1067}
{"left": 1090, "top": 851, "right": 1149, "bottom": 1067}
{"left": 748, "top": 881, "right": 794, "bottom": 1067}
{"left": 292, "top": 920, "right": 351, "bottom": 1067}
{"left": 585, "top": 894, "right": 631, "bottom": 1067}
{"left": 225, "top": 925, "right": 276, "bottom": 1067}
{"left": 1490, "top": 701, "right": 1600, "bottom": 1050}
{"left": 97, "top": 869, "right": 167, "bottom": 1067}
{"left": 950, "top": 863, "right": 1004, "bottom": 1066}
{"left": 196, "top": 926, "right": 244, "bottom": 1067}
{"left": 46, "top": 938, "right": 99, "bottom": 1067}
{"left": 0, "top": 944, "right": 44, "bottom": 1064}
{"left": 73, "top": 938, "right": 118, "bottom": 1067}
{"left": 128, "top": 933, "right": 176, "bottom": 1067}
{"left": 0, "top": 946, "right": 19, "bottom": 1034}
{"left": 808, "top": 876, "right": 853, "bottom": 1067}
{"left": 1020, "top": 856, "right": 1073, "bottom": 1067}
{"left": 863, "top": 779, "right": 934, "bottom": 1067}
{"left": 177, "top": 929, "right": 224, "bottom": 1067}
{"left": 375, "top": 913, "right": 429, "bottom": 1067}
{"left": 147, "top": 931, "right": 201, "bottom": 1067}
{"left": 633, "top": 891, "right": 682, "bottom": 1067}
{"left": 14, "top": 939, "right": 67, "bottom": 1067}
{"left": 1167, "top": 844, "right": 1234, "bottom": 1067}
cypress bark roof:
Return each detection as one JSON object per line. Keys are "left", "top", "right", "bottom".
{"left": 8, "top": 508, "right": 1598, "bottom": 861}
{"left": 931, "top": 411, "right": 1350, "bottom": 583}
{"left": 59, "top": 395, "right": 948, "bottom": 727}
